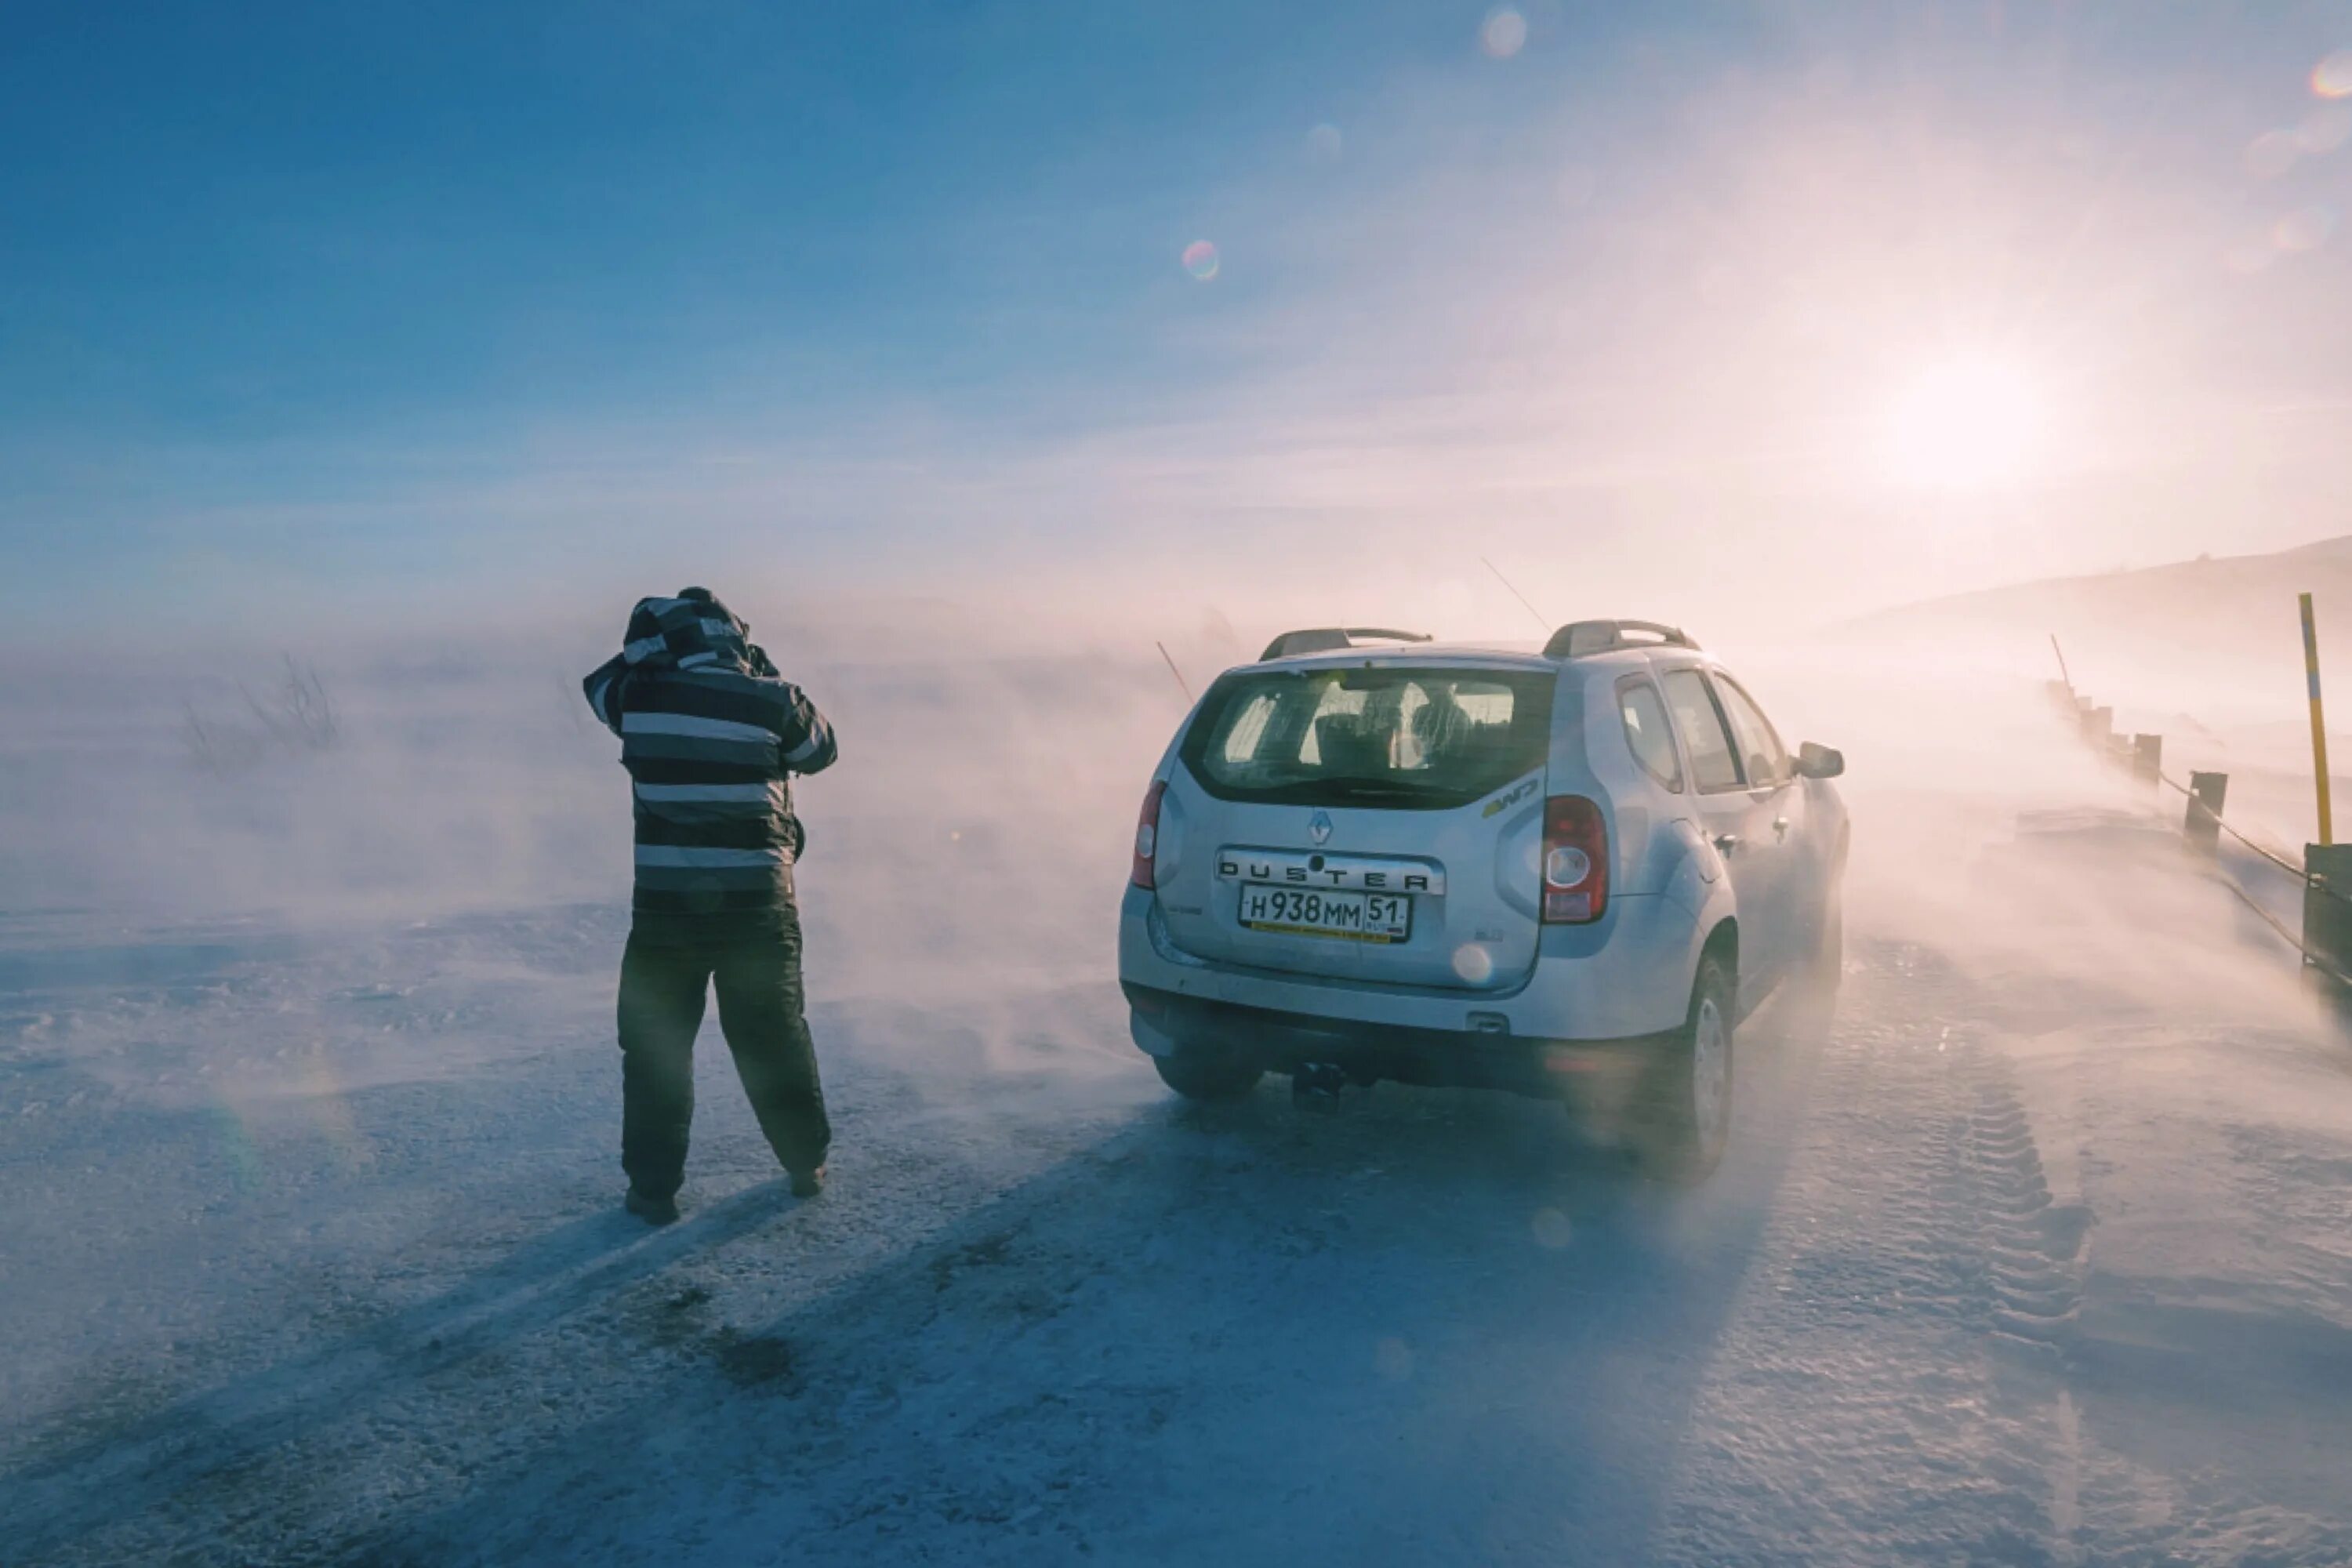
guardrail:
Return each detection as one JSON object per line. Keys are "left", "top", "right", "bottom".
{"left": 2042, "top": 679, "right": 2352, "bottom": 989}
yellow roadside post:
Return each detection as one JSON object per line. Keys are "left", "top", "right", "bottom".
{"left": 2299, "top": 593, "right": 2352, "bottom": 997}
{"left": 2303, "top": 592, "right": 2332, "bottom": 846}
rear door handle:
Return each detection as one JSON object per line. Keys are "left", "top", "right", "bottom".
{"left": 1712, "top": 833, "right": 1741, "bottom": 855}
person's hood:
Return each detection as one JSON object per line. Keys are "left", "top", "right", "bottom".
{"left": 619, "top": 587, "right": 753, "bottom": 671}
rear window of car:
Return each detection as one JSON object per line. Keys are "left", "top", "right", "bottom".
{"left": 1181, "top": 665, "right": 1555, "bottom": 809}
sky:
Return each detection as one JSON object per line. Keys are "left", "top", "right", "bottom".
{"left": 5, "top": 1, "right": 2352, "bottom": 643}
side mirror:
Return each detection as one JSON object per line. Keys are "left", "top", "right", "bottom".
{"left": 1795, "top": 742, "right": 1844, "bottom": 780}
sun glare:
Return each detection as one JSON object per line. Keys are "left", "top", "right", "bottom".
{"left": 1883, "top": 355, "right": 2045, "bottom": 488}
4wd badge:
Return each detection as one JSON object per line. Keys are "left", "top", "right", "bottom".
{"left": 1481, "top": 775, "right": 1539, "bottom": 818}
{"left": 1308, "top": 810, "right": 1334, "bottom": 845}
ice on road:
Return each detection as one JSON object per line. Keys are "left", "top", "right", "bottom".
{"left": 5, "top": 890, "right": 2350, "bottom": 1564}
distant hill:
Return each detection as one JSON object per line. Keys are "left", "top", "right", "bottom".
{"left": 1843, "top": 536, "right": 2352, "bottom": 674}
{"left": 1828, "top": 535, "right": 2352, "bottom": 753}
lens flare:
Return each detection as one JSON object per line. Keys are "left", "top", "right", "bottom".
{"left": 1481, "top": 6, "right": 1527, "bottom": 59}
{"left": 207, "top": 1102, "right": 266, "bottom": 1190}
{"left": 1181, "top": 240, "right": 1219, "bottom": 281}
{"left": 2225, "top": 236, "right": 2278, "bottom": 274}
{"left": 2246, "top": 129, "right": 2302, "bottom": 180}
{"left": 2277, "top": 204, "right": 2337, "bottom": 252}
{"left": 2314, "top": 50, "right": 2352, "bottom": 98}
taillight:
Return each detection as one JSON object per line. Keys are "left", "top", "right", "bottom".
{"left": 1132, "top": 779, "right": 1167, "bottom": 889}
{"left": 1541, "top": 794, "right": 1608, "bottom": 924}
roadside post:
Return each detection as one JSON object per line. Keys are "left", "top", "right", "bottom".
{"left": 2132, "top": 733, "right": 2162, "bottom": 785}
{"left": 2048, "top": 635, "right": 2077, "bottom": 718}
{"left": 2298, "top": 593, "right": 2352, "bottom": 995}
{"left": 2185, "top": 772, "right": 2227, "bottom": 855}
{"left": 2302, "top": 848, "right": 2352, "bottom": 996}
{"left": 2302, "top": 592, "right": 2332, "bottom": 848}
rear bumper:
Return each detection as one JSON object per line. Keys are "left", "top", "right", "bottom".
{"left": 1123, "top": 980, "right": 1675, "bottom": 1100}
{"left": 1117, "top": 883, "right": 1699, "bottom": 1043}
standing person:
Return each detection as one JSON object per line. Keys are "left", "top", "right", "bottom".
{"left": 582, "top": 587, "right": 840, "bottom": 1223}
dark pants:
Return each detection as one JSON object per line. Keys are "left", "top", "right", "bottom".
{"left": 616, "top": 913, "right": 831, "bottom": 1200}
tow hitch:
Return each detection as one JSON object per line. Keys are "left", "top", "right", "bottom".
{"left": 1291, "top": 1061, "right": 1349, "bottom": 1111}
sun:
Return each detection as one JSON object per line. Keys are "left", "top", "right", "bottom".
{"left": 1883, "top": 354, "right": 2045, "bottom": 488}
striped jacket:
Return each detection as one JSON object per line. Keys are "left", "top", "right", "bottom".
{"left": 583, "top": 589, "right": 837, "bottom": 935}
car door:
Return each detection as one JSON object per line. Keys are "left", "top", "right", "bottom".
{"left": 1657, "top": 666, "right": 1784, "bottom": 995}
{"left": 1710, "top": 671, "right": 1804, "bottom": 982}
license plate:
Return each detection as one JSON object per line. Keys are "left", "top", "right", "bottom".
{"left": 1236, "top": 884, "right": 1413, "bottom": 944}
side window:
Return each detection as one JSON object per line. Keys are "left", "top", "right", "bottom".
{"left": 1617, "top": 678, "right": 1683, "bottom": 792}
{"left": 1660, "top": 669, "right": 1743, "bottom": 792}
{"left": 1713, "top": 676, "right": 1790, "bottom": 789}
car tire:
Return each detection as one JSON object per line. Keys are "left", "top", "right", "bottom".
{"left": 1152, "top": 1049, "right": 1265, "bottom": 1102}
{"left": 1637, "top": 953, "right": 1734, "bottom": 1183}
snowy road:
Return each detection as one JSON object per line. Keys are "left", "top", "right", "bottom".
{"left": 5, "top": 873, "right": 2352, "bottom": 1564}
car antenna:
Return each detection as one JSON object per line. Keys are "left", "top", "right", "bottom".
{"left": 1482, "top": 556, "right": 1551, "bottom": 633}
{"left": 1155, "top": 641, "right": 1194, "bottom": 702}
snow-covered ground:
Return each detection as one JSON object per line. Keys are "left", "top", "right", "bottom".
{"left": 4, "top": 644, "right": 2350, "bottom": 1564}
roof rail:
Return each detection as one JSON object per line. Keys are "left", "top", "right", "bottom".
{"left": 1258, "top": 626, "right": 1436, "bottom": 661}
{"left": 1541, "top": 619, "right": 1698, "bottom": 659}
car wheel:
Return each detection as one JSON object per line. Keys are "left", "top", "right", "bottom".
{"left": 1152, "top": 1048, "right": 1265, "bottom": 1102}
{"left": 1638, "top": 953, "right": 1734, "bottom": 1183}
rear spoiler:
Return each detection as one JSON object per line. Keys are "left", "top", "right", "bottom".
{"left": 1541, "top": 620, "right": 1697, "bottom": 659}
{"left": 1258, "top": 627, "right": 1436, "bottom": 660}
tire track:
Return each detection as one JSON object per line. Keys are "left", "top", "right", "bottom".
{"left": 1656, "top": 942, "right": 2090, "bottom": 1566}
{"left": 1957, "top": 1044, "right": 2089, "bottom": 1353}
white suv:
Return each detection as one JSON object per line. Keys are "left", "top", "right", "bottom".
{"left": 1118, "top": 621, "right": 1846, "bottom": 1178}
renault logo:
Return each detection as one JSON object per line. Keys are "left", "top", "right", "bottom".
{"left": 1308, "top": 809, "right": 1334, "bottom": 845}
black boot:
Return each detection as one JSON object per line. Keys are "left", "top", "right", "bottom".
{"left": 789, "top": 1165, "right": 826, "bottom": 1199}
{"left": 625, "top": 1187, "right": 681, "bottom": 1225}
